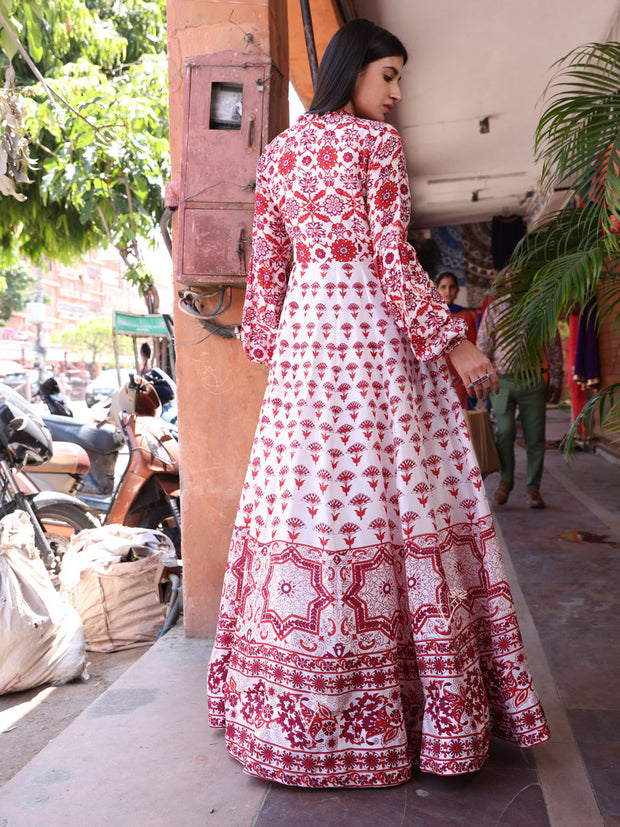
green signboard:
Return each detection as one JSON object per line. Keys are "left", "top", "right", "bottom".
{"left": 113, "top": 312, "right": 170, "bottom": 337}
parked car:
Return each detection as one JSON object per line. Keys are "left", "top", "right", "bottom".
{"left": 85, "top": 369, "right": 132, "bottom": 407}
{"left": 0, "top": 359, "right": 31, "bottom": 400}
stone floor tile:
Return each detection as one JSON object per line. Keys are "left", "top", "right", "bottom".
{"left": 566, "top": 709, "right": 620, "bottom": 818}
{"left": 255, "top": 739, "right": 549, "bottom": 827}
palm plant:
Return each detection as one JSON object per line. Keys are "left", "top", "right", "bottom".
{"left": 496, "top": 41, "right": 620, "bottom": 453}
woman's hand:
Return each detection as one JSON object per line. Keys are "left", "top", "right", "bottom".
{"left": 447, "top": 340, "right": 499, "bottom": 400}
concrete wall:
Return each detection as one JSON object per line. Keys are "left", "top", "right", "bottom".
{"left": 166, "top": 0, "right": 289, "bottom": 635}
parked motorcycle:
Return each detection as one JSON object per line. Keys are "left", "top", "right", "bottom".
{"left": 42, "top": 413, "right": 125, "bottom": 515}
{"left": 35, "top": 376, "right": 73, "bottom": 417}
{"left": 20, "top": 439, "right": 91, "bottom": 497}
{"left": 0, "top": 384, "right": 99, "bottom": 575}
{"left": 36, "top": 372, "right": 181, "bottom": 555}
{"left": 144, "top": 368, "right": 178, "bottom": 432}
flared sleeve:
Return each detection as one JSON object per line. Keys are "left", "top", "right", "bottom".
{"left": 241, "top": 151, "right": 293, "bottom": 364}
{"left": 367, "top": 125, "right": 466, "bottom": 361}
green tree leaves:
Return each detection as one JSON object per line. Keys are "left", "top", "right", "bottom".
{"left": 0, "top": 260, "right": 34, "bottom": 323}
{"left": 53, "top": 315, "right": 131, "bottom": 366}
{"left": 0, "top": 65, "right": 32, "bottom": 201}
{"left": 0, "top": 0, "right": 169, "bottom": 311}
{"left": 0, "top": 0, "right": 41, "bottom": 63}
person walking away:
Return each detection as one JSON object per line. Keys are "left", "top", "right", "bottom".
{"left": 477, "top": 294, "right": 563, "bottom": 508}
{"left": 207, "top": 19, "right": 550, "bottom": 787}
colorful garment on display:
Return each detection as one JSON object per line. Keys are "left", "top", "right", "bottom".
{"left": 573, "top": 300, "right": 600, "bottom": 389}
{"left": 430, "top": 225, "right": 465, "bottom": 280}
{"left": 461, "top": 222, "right": 496, "bottom": 308}
{"left": 430, "top": 223, "right": 495, "bottom": 310}
{"left": 207, "top": 111, "right": 550, "bottom": 788}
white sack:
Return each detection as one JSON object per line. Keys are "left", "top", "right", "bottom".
{"left": 0, "top": 510, "right": 87, "bottom": 695}
{"left": 59, "top": 525, "right": 177, "bottom": 653}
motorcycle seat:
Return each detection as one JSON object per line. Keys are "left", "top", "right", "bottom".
{"left": 43, "top": 415, "right": 124, "bottom": 456}
{"left": 36, "top": 440, "right": 91, "bottom": 475}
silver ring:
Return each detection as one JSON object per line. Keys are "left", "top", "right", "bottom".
{"left": 467, "top": 373, "right": 491, "bottom": 389}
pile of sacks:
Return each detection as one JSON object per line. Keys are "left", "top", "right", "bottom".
{"left": 0, "top": 514, "right": 179, "bottom": 695}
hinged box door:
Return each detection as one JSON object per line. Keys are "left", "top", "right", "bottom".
{"left": 176, "top": 52, "right": 281, "bottom": 286}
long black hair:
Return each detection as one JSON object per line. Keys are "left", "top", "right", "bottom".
{"left": 308, "top": 19, "right": 408, "bottom": 115}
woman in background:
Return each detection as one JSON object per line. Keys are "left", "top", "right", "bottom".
{"left": 435, "top": 271, "right": 480, "bottom": 408}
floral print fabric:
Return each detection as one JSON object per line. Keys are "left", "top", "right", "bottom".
{"left": 241, "top": 113, "right": 466, "bottom": 364}
{"left": 207, "top": 112, "right": 549, "bottom": 787}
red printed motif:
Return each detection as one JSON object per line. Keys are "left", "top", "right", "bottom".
{"left": 207, "top": 112, "right": 549, "bottom": 787}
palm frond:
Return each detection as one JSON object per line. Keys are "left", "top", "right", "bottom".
{"left": 601, "top": 136, "right": 620, "bottom": 240}
{"left": 497, "top": 42, "right": 620, "bottom": 389}
{"left": 561, "top": 382, "right": 620, "bottom": 458}
{"left": 598, "top": 275, "right": 620, "bottom": 336}
{"left": 535, "top": 42, "right": 620, "bottom": 213}
{"left": 494, "top": 203, "right": 616, "bottom": 378}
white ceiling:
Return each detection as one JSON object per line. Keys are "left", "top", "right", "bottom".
{"left": 354, "top": 0, "right": 620, "bottom": 229}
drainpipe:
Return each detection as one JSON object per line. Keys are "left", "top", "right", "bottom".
{"left": 300, "top": 0, "right": 355, "bottom": 90}
{"left": 334, "top": 0, "right": 354, "bottom": 22}
{"left": 299, "top": 0, "right": 318, "bottom": 89}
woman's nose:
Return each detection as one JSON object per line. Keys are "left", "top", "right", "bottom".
{"left": 391, "top": 83, "right": 402, "bottom": 102}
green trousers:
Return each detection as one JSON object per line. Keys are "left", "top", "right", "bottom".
{"left": 489, "top": 376, "right": 547, "bottom": 490}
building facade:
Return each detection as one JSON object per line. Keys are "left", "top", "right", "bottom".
{"left": 0, "top": 247, "right": 173, "bottom": 368}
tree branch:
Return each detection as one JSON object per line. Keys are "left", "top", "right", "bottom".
{"left": 0, "top": 11, "right": 106, "bottom": 138}
{"left": 94, "top": 202, "right": 113, "bottom": 243}
{"left": 31, "top": 140, "right": 60, "bottom": 159}
{"left": 125, "top": 182, "right": 136, "bottom": 236}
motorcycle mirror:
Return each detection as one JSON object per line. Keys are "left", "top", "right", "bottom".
{"left": 6, "top": 416, "right": 25, "bottom": 435}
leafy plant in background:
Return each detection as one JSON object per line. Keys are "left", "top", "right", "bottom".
{"left": 0, "top": 0, "right": 169, "bottom": 313}
{"left": 52, "top": 315, "right": 132, "bottom": 370}
{"left": 0, "top": 261, "right": 34, "bottom": 323}
{"left": 496, "top": 41, "right": 620, "bottom": 453}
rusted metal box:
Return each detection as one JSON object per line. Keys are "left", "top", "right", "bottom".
{"left": 175, "top": 52, "right": 283, "bottom": 286}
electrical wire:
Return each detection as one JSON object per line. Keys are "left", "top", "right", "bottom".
{"left": 177, "top": 290, "right": 241, "bottom": 340}
{"left": 178, "top": 287, "right": 232, "bottom": 318}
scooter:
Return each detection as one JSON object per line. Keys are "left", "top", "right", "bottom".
{"left": 42, "top": 413, "right": 125, "bottom": 515}
{"left": 106, "top": 373, "right": 181, "bottom": 555}
{"left": 37, "top": 368, "right": 178, "bottom": 518}
{"left": 35, "top": 376, "right": 73, "bottom": 417}
{"left": 34, "top": 373, "right": 181, "bottom": 555}
{"left": 20, "top": 439, "right": 91, "bottom": 497}
{"left": 0, "top": 384, "right": 99, "bottom": 576}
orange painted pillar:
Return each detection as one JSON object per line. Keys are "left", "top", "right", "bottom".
{"left": 166, "top": 0, "right": 289, "bottom": 635}
{"left": 287, "top": 0, "right": 347, "bottom": 107}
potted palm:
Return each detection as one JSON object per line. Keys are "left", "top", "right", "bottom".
{"left": 497, "top": 41, "right": 620, "bottom": 453}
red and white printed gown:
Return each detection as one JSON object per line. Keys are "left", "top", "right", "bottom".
{"left": 207, "top": 111, "right": 549, "bottom": 787}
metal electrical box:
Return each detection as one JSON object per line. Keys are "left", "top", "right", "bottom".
{"left": 175, "top": 52, "right": 284, "bottom": 286}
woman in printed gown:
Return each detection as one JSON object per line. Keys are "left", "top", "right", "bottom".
{"left": 207, "top": 19, "right": 550, "bottom": 787}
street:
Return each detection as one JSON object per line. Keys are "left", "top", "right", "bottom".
{"left": 0, "top": 647, "right": 149, "bottom": 787}
{"left": 0, "top": 392, "right": 145, "bottom": 788}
